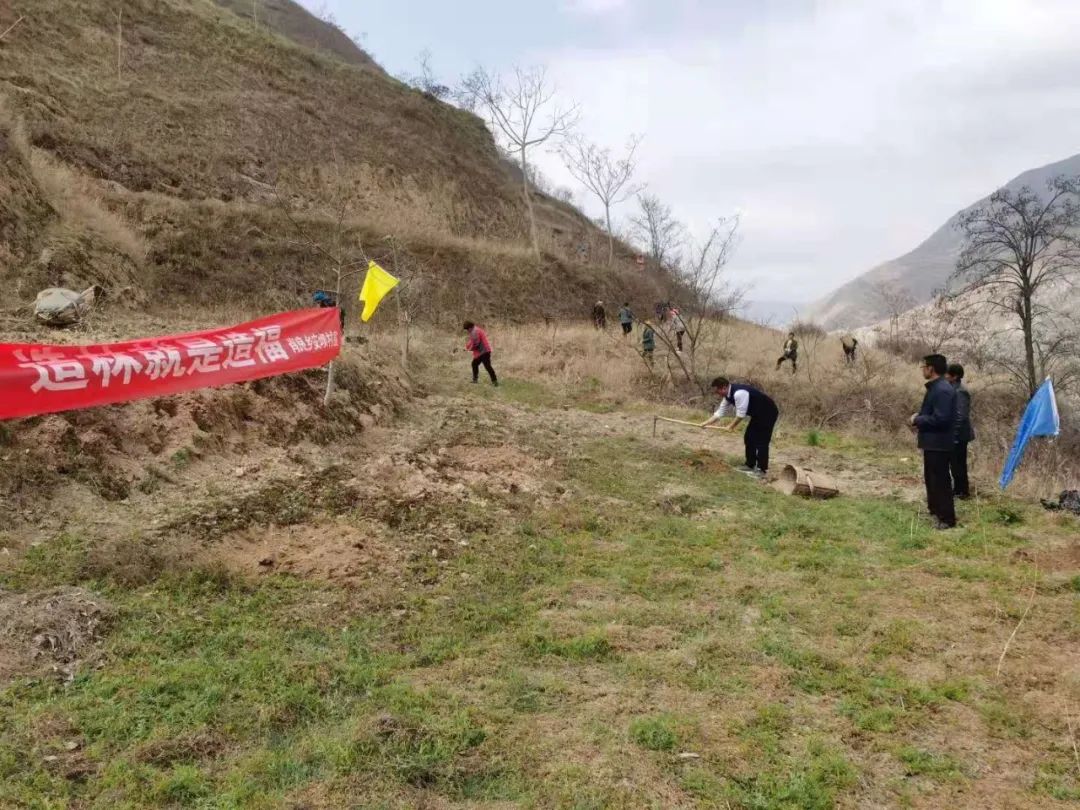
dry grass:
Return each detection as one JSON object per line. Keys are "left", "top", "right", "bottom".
{"left": 383, "top": 318, "right": 1078, "bottom": 497}
{"left": 29, "top": 148, "right": 148, "bottom": 265}
{"left": 0, "top": 0, "right": 663, "bottom": 316}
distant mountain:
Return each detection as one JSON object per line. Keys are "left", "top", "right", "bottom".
{"left": 739, "top": 298, "right": 802, "bottom": 326}
{"left": 807, "top": 153, "right": 1080, "bottom": 330}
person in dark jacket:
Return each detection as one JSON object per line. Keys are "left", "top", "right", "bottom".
{"left": 618, "top": 303, "right": 634, "bottom": 336}
{"left": 592, "top": 301, "right": 607, "bottom": 330}
{"left": 776, "top": 333, "right": 798, "bottom": 373}
{"left": 909, "top": 354, "right": 958, "bottom": 529}
{"left": 946, "top": 363, "right": 974, "bottom": 499}
{"left": 700, "top": 377, "right": 780, "bottom": 478}
{"left": 641, "top": 321, "right": 656, "bottom": 364}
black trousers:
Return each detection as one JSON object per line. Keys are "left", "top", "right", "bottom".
{"left": 776, "top": 352, "right": 797, "bottom": 372}
{"left": 951, "top": 442, "right": 970, "bottom": 498}
{"left": 923, "top": 450, "right": 956, "bottom": 526}
{"left": 676, "top": 330, "right": 685, "bottom": 351}
{"left": 471, "top": 352, "right": 497, "bottom": 383}
{"left": 621, "top": 322, "right": 632, "bottom": 335}
{"left": 744, "top": 409, "right": 778, "bottom": 472}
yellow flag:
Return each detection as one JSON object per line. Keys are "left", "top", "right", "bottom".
{"left": 358, "top": 261, "right": 399, "bottom": 322}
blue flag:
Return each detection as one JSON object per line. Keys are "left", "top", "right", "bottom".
{"left": 999, "top": 378, "right": 1060, "bottom": 489}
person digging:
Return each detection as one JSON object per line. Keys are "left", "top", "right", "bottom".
{"left": 700, "top": 376, "right": 780, "bottom": 479}
{"left": 463, "top": 320, "right": 498, "bottom": 387}
{"left": 776, "top": 332, "right": 798, "bottom": 374}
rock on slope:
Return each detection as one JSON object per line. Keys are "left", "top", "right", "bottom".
{"left": 807, "top": 152, "right": 1080, "bottom": 330}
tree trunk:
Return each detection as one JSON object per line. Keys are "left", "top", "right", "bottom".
{"left": 605, "top": 204, "right": 614, "bottom": 266}
{"left": 324, "top": 268, "right": 342, "bottom": 405}
{"left": 520, "top": 148, "right": 540, "bottom": 257}
{"left": 116, "top": 9, "right": 122, "bottom": 81}
{"left": 1021, "top": 293, "right": 1037, "bottom": 398}
{"left": 398, "top": 294, "right": 409, "bottom": 371}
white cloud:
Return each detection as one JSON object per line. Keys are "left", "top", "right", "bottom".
{"left": 529, "top": 0, "right": 1080, "bottom": 301}
{"left": 560, "top": 0, "right": 631, "bottom": 16}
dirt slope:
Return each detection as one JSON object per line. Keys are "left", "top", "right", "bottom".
{"left": 0, "top": 0, "right": 669, "bottom": 321}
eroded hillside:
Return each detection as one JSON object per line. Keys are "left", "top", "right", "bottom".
{"left": 0, "top": 0, "right": 668, "bottom": 322}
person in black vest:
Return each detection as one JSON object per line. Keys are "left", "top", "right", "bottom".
{"left": 945, "top": 363, "right": 974, "bottom": 499}
{"left": 700, "top": 377, "right": 780, "bottom": 479}
{"left": 909, "top": 354, "right": 958, "bottom": 529}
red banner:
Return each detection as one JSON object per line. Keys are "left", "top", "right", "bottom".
{"left": 0, "top": 308, "right": 342, "bottom": 421}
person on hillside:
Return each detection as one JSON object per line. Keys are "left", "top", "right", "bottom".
{"left": 842, "top": 335, "right": 858, "bottom": 363}
{"left": 776, "top": 332, "right": 798, "bottom": 374}
{"left": 313, "top": 289, "right": 346, "bottom": 332}
{"left": 946, "top": 363, "right": 974, "bottom": 500}
{"left": 641, "top": 321, "right": 656, "bottom": 364}
{"left": 668, "top": 307, "right": 687, "bottom": 352}
{"left": 592, "top": 301, "right": 607, "bottom": 330}
{"left": 618, "top": 303, "right": 634, "bottom": 336}
{"left": 700, "top": 377, "right": 780, "bottom": 479}
{"left": 463, "top": 321, "right": 498, "bottom": 386}
{"left": 909, "top": 354, "right": 958, "bottom": 529}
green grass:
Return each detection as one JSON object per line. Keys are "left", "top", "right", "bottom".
{"left": 629, "top": 715, "right": 679, "bottom": 751}
{"left": 2, "top": 405, "right": 1076, "bottom": 807}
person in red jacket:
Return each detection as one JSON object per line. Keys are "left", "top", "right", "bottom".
{"left": 464, "top": 321, "right": 498, "bottom": 386}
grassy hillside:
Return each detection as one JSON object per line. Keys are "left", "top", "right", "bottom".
{"left": 0, "top": 0, "right": 669, "bottom": 321}
{"left": 213, "top": 0, "right": 380, "bottom": 69}
{"left": 2, "top": 326, "right": 1077, "bottom": 808}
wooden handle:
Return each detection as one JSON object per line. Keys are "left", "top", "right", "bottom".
{"left": 654, "top": 416, "right": 725, "bottom": 431}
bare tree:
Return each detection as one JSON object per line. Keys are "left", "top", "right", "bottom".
{"left": 647, "top": 216, "right": 744, "bottom": 397}
{"left": 460, "top": 66, "right": 578, "bottom": 256}
{"left": 400, "top": 49, "right": 451, "bottom": 100}
{"left": 872, "top": 280, "right": 916, "bottom": 346}
{"left": 901, "top": 294, "right": 980, "bottom": 355}
{"left": 953, "top": 175, "right": 1080, "bottom": 397}
{"left": 561, "top": 134, "right": 642, "bottom": 265}
{"left": 272, "top": 155, "right": 387, "bottom": 403}
{"left": 630, "top": 192, "right": 684, "bottom": 273}
{"left": 381, "top": 235, "right": 429, "bottom": 371}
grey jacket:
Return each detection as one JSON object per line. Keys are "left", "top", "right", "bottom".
{"left": 953, "top": 381, "right": 975, "bottom": 443}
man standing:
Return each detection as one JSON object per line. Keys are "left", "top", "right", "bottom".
{"left": 463, "top": 320, "right": 498, "bottom": 386}
{"left": 592, "top": 301, "right": 607, "bottom": 330}
{"left": 668, "top": 307, "right": 687, "bottom": 352}
{"left": 909, "top": 354, "right": 958, "bottom": 529}
{"left": 841, "top": 335, "right": 858, "bottom": 364}
{"left": 618, "top": 303, "right": 634, "bottom": 336}
{"left": 701, "top": 377, "right": 780, "bottom": 479}
{"left": 776, "top": 332, "right": 798, "bottom": 373}
{"left": 641, "top": 321, "right": 656, "bottom": 365}
{"left": 946, "top": 363, "right": 974, "bottom": 499}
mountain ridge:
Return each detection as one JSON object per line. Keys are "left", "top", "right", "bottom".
{"left": 806, "top": 152, "right": 1080, "bottom": 329}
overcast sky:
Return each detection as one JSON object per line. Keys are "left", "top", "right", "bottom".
{"left": 301, "top": 0, "right": 1080, "bottom": 309}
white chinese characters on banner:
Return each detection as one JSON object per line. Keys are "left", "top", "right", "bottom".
{"left": 286, "top": 331, "right": 340, "bottom": 355}
{"left": 14, "top": 323, "right": 304, "bottom": 394}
